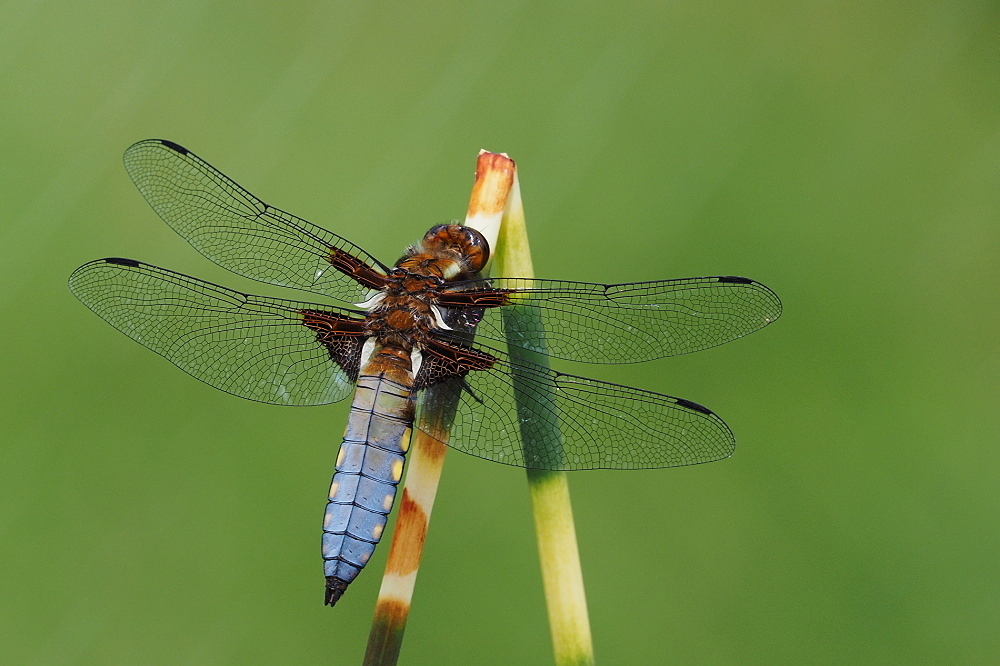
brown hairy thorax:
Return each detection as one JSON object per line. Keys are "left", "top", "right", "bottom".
{"left": 303, "top": 224, "right": 502, "bottom": 387}
{"left": 365, "top": 224, "right": 489, "bottom": 351}
{"left": 364, "top": 225, "right": 489, "bottom": 352}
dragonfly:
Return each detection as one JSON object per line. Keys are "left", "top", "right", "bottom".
{"left": 69, "top": 139, "right": 781, "bottom": 606}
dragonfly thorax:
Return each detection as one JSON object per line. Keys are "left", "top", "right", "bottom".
{"left": 363, "top": 275, "right": 450, "bottom": 352}
{"left": 364, "top": 224, "right": 487, "bottom": 350}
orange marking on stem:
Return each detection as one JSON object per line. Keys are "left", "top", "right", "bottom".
{"left": 413, "top": 429, "right": 447, "bottom": 462}
{"left": 466, "top": 152, "right": 515, "bottom": 218}
{"left": 372, "top": 597, "right": 410, "bottom": 626}
{"left": 384, "top": 488, "right": 429, "bottom": 577}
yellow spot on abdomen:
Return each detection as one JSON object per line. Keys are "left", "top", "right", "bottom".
{"left": 372, "top": 523, "right": 384, "bottom": 540}
{"left": 390, "top": 459, "right": 403, "bottom": 482}
{"left": 383, "top": 493, "right": 394, "bottom": 511}
{"left": 329, "top": 481, "right": 339, "bottom": 498}
{"left": 400, "top": 428, "right": 411, "bottom": 452}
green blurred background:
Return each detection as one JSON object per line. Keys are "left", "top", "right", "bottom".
{"left": 3, "top": 2, "right": 998, "bottom": 664}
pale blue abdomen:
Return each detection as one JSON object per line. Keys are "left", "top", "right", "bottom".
{"left": 322, "top": 372, "right": 413, "bottom": 605}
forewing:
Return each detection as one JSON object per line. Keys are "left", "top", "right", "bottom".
{"left": 69, "top": 258, "right": 366, "bottom": 405}
{"left": 123, "top": 139, "right": 389, "bottom": 303}
{"left": 441, "top": 276, "right": 781, "bottom": 364}
{"left": 416, "top": 342, "right": 735, "bottom": 470}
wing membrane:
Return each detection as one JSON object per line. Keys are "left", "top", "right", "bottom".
{"left": 442, "top": 276, "right": 781, "bottom": 364}
{"left": 123, "top": 139, "right": 389, "bottom": 303}
{"left": 417, "top": 342, "right": 735, "bottom": 470}
{"left": 69, "top": 258, "right": 364, "bottom": 405}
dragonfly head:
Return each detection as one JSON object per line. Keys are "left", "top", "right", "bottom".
{"left": 416, "top": 224, "right": 490, "bottom": 279}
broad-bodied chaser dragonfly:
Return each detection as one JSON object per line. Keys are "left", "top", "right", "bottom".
{"left": 69, "top": 140, "right": 781, "bottom": 606}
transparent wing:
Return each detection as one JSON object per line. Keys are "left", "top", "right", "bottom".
{"left": 442, "top": 276, "right": 781, "bottom": 364}
{"left": 417, "top": 342, "right": 736, "bottom": 471}
{"left": 69, "top": 258, "right": 364, "bottom": 405}
{"left": 123, "top": 139, "right": 389, "bottom": 304}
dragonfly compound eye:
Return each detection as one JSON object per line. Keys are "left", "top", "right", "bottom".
{"left": 421, "top": 224, "right": 491, "bottom": 274}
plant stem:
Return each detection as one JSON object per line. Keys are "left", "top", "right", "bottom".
{"left": 362, "top": 151, "right": 514, "bottom": 665}
{"left": 493, "top": 175, "right": 596, "bottom": 666}
{"left": 363, "top": 427, "right": 446, "bottom": 666}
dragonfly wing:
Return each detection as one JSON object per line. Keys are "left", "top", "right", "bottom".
{"left": 441, "top": 276, "right": 781, "bottom": 364}
{"left": 123, "top": 139, "right": 389, "bottom": 303}
{"left": 69, "top": 258, "right": 367, "bottom": 405}
{"left": 414, "top": 341, "right": 735, "bottom": 470}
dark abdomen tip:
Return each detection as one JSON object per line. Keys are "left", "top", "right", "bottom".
{"left": 325, "top": 576, "right": 350, "bottom": 606}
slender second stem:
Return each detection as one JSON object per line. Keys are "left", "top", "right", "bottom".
{"left": 493, "top": 174, "right": 595, "bottom": 666}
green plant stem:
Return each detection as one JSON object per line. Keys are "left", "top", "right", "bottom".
{"left": 494, "top": 175, "right": 595, "bottom": 666}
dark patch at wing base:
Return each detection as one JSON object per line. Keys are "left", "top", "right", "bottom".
{"left": 414, "top": 337, "right": 498, "bottom": 390}
{"left": 328, "top": 248, "right": 389, "bottom": 291}
{"left": 302, "top": 310, "right": 367, "bottom": 382}
{"left": 436, "top": 288, "right": 512, "bottom": 308}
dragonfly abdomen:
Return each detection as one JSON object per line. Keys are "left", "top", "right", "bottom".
{"left": 322, "top": 367, "right": 414, "bottom": 606}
